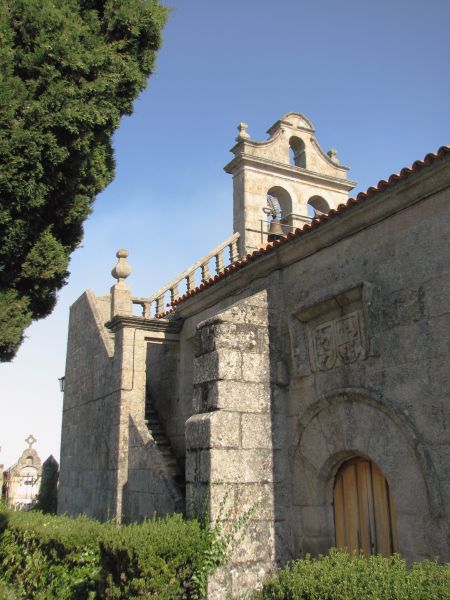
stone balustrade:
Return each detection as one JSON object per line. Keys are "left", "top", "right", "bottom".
{"left": 132, "top": 232, "right": 241, "bottom": 318}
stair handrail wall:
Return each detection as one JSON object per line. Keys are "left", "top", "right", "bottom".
{"left": 132, "top": 232, "right": 241, "bottom": 318}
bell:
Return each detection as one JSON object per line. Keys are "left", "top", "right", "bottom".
{"left": 268, "top": 218, "right": 285, "bottom": 241}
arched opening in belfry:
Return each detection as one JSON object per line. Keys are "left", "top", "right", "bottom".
{"left": 333, "top": 457, "right": 398, "bottom": 556}
{"left": 267, "top": 186, "right": 292, "bottom": 223}
{"left": 307, "top": 195, "right": 329, "bottom": 218}
{"left": 289, "top": 136, "right": 306, "bottom": 168}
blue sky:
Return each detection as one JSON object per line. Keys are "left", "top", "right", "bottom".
{"left": 1, "top": 0, "right": 449, "bottom": 468}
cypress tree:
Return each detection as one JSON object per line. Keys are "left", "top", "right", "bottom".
{"left": 35, "top": 455, "right": 59, "bottom": 514}
{"left": 0, "top": 0, "right": 168, "bottom": 360}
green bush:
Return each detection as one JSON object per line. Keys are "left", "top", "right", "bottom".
{"left": 0, "top": 506, "right": 215, "bottom": 599}
{"left": 253, "top": 548, "right": 450, "bottom": 600}
{"left": 0, "top": 579, "right": 17, "bottom": 599}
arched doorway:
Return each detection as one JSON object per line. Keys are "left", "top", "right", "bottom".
{"left": 333, "top": 458, "right": 398, "bottom": 556}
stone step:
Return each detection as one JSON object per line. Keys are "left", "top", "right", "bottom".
{"left": 150, "top": 428, "right": 165, "bottom": 437}
{"left": 153, "top": 438, "right": 168, "bottom": 445}
{"left": 144, "top": 400, "right": 186, "bottom": 498}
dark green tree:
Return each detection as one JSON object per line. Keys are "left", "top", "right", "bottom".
{"left": 0, "top": 0, "right": 168, "bottom": 360}
{"left": 35, "top": 455, "right": 59, "bottom": 514}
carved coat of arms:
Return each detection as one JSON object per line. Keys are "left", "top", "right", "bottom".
{"left": 314, "top": 322, "right": 336, "bottom": 370}
{"left": 335, "top": 313, "right": 364, "bottom": 364}
{"left": 313, "top": 311, "right": 365, "bottom": 371}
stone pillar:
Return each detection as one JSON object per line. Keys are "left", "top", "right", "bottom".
{"left": 108, "top": 249, "right": 137, "bottom": 521}
{"left": 111, "top": 249, "right": 132, "bottom": 318}
{"left": 186, "top": 293, "right": 276, "bottom": 598}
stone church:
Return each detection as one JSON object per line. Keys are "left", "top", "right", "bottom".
{"left": 59, "top": 113, "right": 450, "bottom": 596}
{"left": 3, "top": 435, "right": 42, "bottom": 510}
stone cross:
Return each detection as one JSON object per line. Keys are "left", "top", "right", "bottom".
{"left": 25, "top": 434, "right": 37, "bottom": 449}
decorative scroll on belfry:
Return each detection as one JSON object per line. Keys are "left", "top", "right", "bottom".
{"left": 313, "top": 311, "right": 366, "bottom": 371}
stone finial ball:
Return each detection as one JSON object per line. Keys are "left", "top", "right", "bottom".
{"left": 112, "top": 248, "right": 131, "bottom": 281}
{"left": 235, "top": 122, "right": 250, "bottom": 141}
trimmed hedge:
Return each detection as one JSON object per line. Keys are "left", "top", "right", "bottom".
{"left": 253, "top": 549, "right": 450, "bottom": 600}
{"left": 0, "top": 580, "right": 17, "bottom": 599}
{"left": 0, "top": 506, "right": 215, "bottom": 599}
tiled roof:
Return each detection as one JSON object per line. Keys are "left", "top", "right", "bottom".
{"left": 167, "top": 145, "right": 450, "bottom": 312}
{"left": 156, "top": 308, "right": 176, "bottom": 318}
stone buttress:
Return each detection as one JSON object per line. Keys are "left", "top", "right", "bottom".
{"left": 185, "top": 293, "right": 279, "bottom": 597}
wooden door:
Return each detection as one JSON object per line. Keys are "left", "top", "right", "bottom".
{"left": 333, "top": 458, "right": 398, "bottom": 556}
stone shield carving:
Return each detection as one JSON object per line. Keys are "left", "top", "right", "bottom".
{"left": 314, "top": 321, "right": 337, "bottom": 370}
{"left": 291, "top": 283, "right": 377, "bottom": 376}
{"left": 312, "top": 311, "right": 366, "bottom": 371}
{"left": 335, "top": 312, "right": 364, "bottom": 364}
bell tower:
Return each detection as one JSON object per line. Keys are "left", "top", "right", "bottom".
{"left": 224, "top": 113, "right": 356, "bottom": 255}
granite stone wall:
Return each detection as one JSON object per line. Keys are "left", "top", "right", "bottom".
{"left": 111, "top": 321, "right": 184, "bottom": 522}
{"left": 279, "top": 181, "right": 450, "bottom": 562}
{"left": 177, "top": 156, "right": 450, "bottom": 594}
{"left": 59, "top": 292, "right": 184, "bottom": 522}
{"left": 58, "top": 291, "right": 119, "bottom": 520}
{"left": 185, "top": 292, "right": 278, "bottom": 598}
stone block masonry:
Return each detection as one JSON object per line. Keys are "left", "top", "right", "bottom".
{"left": 186, "top": 292, "right": 276, "bottom": 598}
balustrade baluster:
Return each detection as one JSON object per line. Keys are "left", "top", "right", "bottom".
{"left": 215, "top": 250, "right": 224, "bottom": 274}
{"left": 186, "top": 272, "right": 195, "bottom": 291}
{"left": 229, "top": 240, "right": 239, "bottom": 263}
{"left": 134, "top": 234, "right": 239, "bottom": 315}
{"left": 155, "top": 295, "right": 165, "bottom": 315}
{"left": 201, "top": 262, "right": 210, "bottom": 283}
{"left": 170, "top": 284, "right": 179, "bottom": 303}
{"left": 144, "top": 302, "right": 151, "bottom": 319}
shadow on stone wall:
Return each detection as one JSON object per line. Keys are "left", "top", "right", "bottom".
{"left": 121, "top": 416, "right": 185, "bottom": 523}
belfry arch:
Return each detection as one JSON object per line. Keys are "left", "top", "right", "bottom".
{"left": 289, "top": 136, "right": 306, "bottom": 167}
{"left": 267, "top": 186, "right": 293, "bottom": 221}
{"left": 307, "top": 194, "right": 330, "bottom": 217}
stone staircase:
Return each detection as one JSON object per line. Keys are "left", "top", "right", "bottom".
{"left": 144, "top": 398, "right": 186, "bottom": 499}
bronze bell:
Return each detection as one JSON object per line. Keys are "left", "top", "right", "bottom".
{"left": 268, "top": 218, "right": 285, "bottom": 241}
